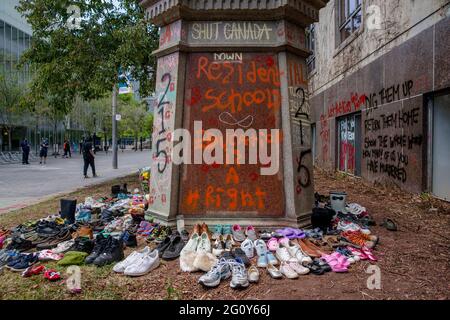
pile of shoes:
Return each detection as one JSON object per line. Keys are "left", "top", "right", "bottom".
{"left": 0, "top": 182, "right": 381, "bottom": 291}
{"left": 193, "top": 194, "right": 380, "bottom": 288}
{"left": 0, "top": 187, "right": 149, "bottom": 280}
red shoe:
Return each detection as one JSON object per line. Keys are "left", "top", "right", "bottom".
{"left": 22, "top": 265, "right": 46, "bottom": 277}
{"left": 44, "top": 269, "right": 61, "bottom": 281}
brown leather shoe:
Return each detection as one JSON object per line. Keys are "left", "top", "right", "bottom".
{"left": 303, "top": 238, "right": 328, "bottom": 256}
{"left": 309, "top": 239, "right": 334, "bottom": 253}
{"left": 200, "top": 222, "right": 210, "bottom": 237}
{"left": 296, "top": 239, "right": 321, "bottom": 258}
{"left": 72, "top": 226, "right": 93, "bottom": 239}
{"left": 192, "top": 223, "right": 201, "bottom": 235}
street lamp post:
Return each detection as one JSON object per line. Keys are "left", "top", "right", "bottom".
{"left": 112, "top": 84, "right": 118, "bottom": 169}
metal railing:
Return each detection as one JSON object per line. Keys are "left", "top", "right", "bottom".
{"left": 0, "top": 151, "right": 38, "bottom": 165}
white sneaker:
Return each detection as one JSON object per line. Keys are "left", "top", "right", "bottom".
{"left": 253, "top": 239, "right": 267, "bottom": 256}
{"left": 181, "top": 232, "right": 200, "bottom": 254}
{"left": 240, "top": 238, "right": 254, "bottom": 259}
{"left": 113, "top": 246, "right": 151, "bottom": 273}
{"left": 287, "top": 260, "right": 310, "bottom": 275}
{"left": 275, "top": 247, "right": 292, "bottom": 262}
{"left": 280, "top": 261, "right": 299, "bottom": 279}
{"left": 286, "top": 243, "right": 313, "bottom": 265}
{"left": 124, "top": 249, "right": 160, "bottom": 277}
{"left": 52, "top": 239, "right": 75, "bottom": 254}
{"left": 196, "top": 232, "right": 211, "bottom": 253}
{"left": 337, "top": 221, "right": 371, "bottom": 234}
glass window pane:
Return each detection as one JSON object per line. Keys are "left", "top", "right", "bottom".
{"left": 340, "top": 20, "right": 352, "bottom": 41}
{"left": 349, "top": 0, "right": 356, "bottom": 15}
{"left": 353, "top": 10, "right": 362, "bottom": 31}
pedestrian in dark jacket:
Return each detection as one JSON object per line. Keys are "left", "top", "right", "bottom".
{"left": 82, "top": 137, "right": 97, "bottom": 178}
{"left": 39, "top": 138, "right": 49, "bottom": 164}
{"left": 20, "top": 138, "right": 30, "bottom": 165}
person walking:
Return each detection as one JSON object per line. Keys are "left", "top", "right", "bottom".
{"left": 39, "top": 138, "right": 49, "bottom": 164}
{"left": 63, "top": 139, "right": 71, "bottom": 158}
{"left": 79, "top": 138, "right": 83, "bottom": 155}
{"left": 82, "top": 137, "right": 97, "bottom": 178}
{"left": 20, "top": 138, "right": 30, "bottom": 165}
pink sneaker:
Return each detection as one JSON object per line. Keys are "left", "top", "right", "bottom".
{"left": 267, "top": 238, "right": 279, "bottom": 251}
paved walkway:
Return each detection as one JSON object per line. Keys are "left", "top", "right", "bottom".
{"left": 0, "top": 149, "right": 151, "bottom": 213}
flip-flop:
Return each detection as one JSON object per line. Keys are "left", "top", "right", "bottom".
{"left": 291, "top": 228, "right": 306, "bottom": 239}
{"left": 345, "top": 203, "right": 367, "bottom": 216}
{"left": 346, "top": 246, "right": 367, "bottom": 260}
{"left": 321, "top": 254, "right": 348, "bottom": 272}
{"left": 306, "top": 262, "right": 325, "bottom": 275}
{"left": 275, "top": 228, "right": 295, "bottom": 239}
{"left": 360, "top": 246, "right": 377, "bottom": 261}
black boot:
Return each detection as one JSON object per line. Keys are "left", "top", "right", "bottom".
{"left": 120, "top": 230, "right": 137, "bottom": 248}
{"left": 85, "top": 235, "right": 109, "bottom": 264}
{"left": 93, "top": 237, "right": 124, "bottom": 267}
{"left": 60, "top": 199, "right": 77, "bottom": 224}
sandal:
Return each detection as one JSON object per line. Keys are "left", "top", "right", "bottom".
{"left": 345, "top": 203, "right": 367, "bottom": 216}
{"left": 360, "top": 246, "right": 377, "bottom": 262}
{"left": 380, "top": 218, "right": 397, "bottom": 231}
{"left": 306, "top": 262, "right": 325, "bottom": 275}
{"left": 259, "top": 230, "right": 272, "bottom": 241}
{"left": 346, "top": 246, "right": 367, "bottom": 260}
{"left": 313, "top": 258, "right": 332, "bottom": 273}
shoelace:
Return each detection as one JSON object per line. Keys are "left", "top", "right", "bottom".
{"left": 228, "top": 261, "right": 247, "bottom": 281}
{"left": 278, "top": 247, "right": 291, "bottom": 260}
{"left": 205, "top": 258, "right": 229, "bottom": 277}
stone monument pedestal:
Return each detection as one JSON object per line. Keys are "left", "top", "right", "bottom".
{"left": 140, "top": 0, "right": 327, "bottom": 228}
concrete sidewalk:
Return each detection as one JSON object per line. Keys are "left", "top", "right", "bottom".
{"left": 0, "top": 149, "right": 151, "bottom": 213}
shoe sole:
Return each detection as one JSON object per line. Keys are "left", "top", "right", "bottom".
{"left": 198, "top": 267, "right": 232, "bottom": 287}
{"left": 257, "top": 262, "right": 268, "bottom": 268}
{"left": 5, "top": 260, "right": 36, "bottom": 270}
{"left": 10, "top": 262, "right": 37, "bottom": 272}
{"left": 125, "top": 262, "right": 159, "bottom": 277}
{"left": 230, "top": 281, "right": 250, "bottom": 289}
{"left": 199, "top": 278, "right": 221, "bottom": 288}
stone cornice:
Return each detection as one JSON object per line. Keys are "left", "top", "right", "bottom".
{"left": 152, "top": 41, "right": 311, "bottom": 58}
{"left": 140, "top": 0, "right": 328, "bottom": 26}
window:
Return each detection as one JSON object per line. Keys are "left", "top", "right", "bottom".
{"left": 306, "top": 24, "right": 316, "bottom": 73}
{"left": 338, "top": 0, "right": 362, "bottom": 43}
